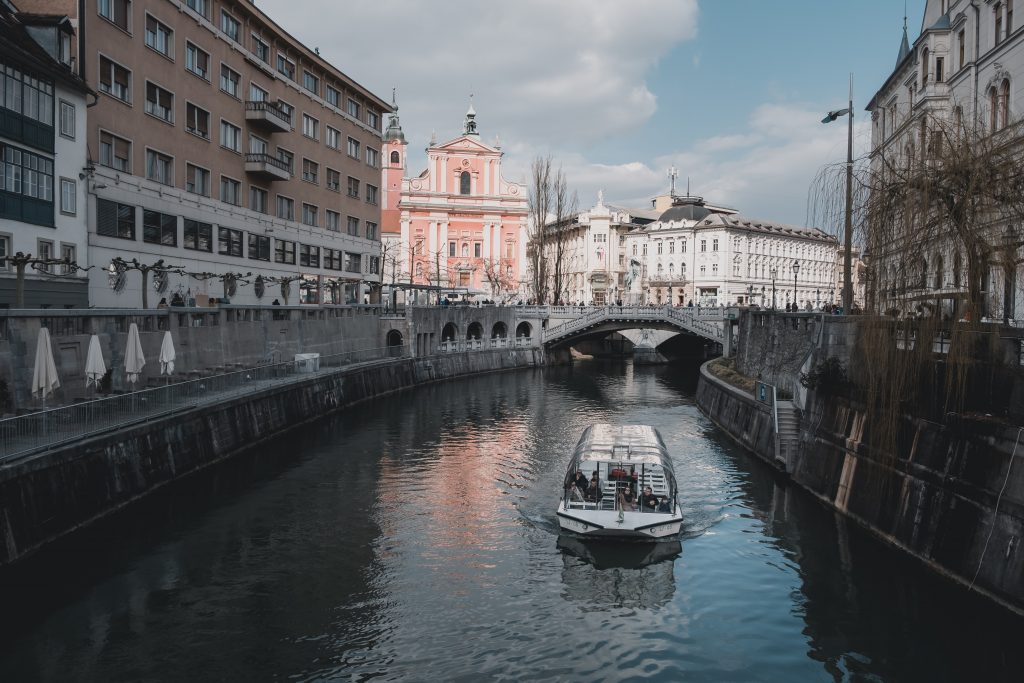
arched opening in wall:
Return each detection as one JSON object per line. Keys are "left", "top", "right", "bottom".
{"left": 460, "top": 171, "right": 470, "bottom": 195}
{"left": 386, "top": 329, "right": 404, "bottom": 356}
{"left": 390, "top": 150, "right": 400, "bottom": 164}
{"left": 467, "top": 321, "right": 483, "bottom": 339}
{"left": 442, "top": 322, "right": 458, "bottom": 341}
{"left": 491, "top": 322, "right": 508, "bottom": 338}
{"left": 516, "top": 322, "right": 532, "bottom": 338}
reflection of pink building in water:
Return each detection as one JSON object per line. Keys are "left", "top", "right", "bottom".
{"left": 382, "top": 102, "right": 528, "bottom": 299}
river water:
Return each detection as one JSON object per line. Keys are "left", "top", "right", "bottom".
{"left": 0, "top": 361, "right": 1020, "bottom": 682}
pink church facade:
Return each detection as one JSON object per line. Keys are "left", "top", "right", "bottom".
{"left": 382, "top": 104, "right": 528, "bottom": 300}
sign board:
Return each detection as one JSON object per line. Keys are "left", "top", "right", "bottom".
{"left": 755, "top": 381, "right": 774, "bottom": 406}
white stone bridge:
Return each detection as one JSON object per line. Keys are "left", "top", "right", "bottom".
{"left": 540, "top": 305, "right": 737, "bottom": 353}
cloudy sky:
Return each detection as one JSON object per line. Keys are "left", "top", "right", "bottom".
{"left": 259, "top": 0, "right": 926, "bottom": 232}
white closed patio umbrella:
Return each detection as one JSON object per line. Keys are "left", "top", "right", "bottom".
{"left": 124, "top": 322, "right": 146, "bottom": 387}
{"left": 32, "top": 327, "right": 60, "bottom": 407}
{"left": 85, "top": 334, "right": 106, "bottom": 391}
{"left": 159, "top": 331, "right": 175, "bottom": 382}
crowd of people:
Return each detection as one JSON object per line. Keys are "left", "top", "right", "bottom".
{"left": 565, "top": 468, "right": 671, "bottom": 513}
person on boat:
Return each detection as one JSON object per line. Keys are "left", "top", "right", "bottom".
{"left": 657, "top": 496, "right": 672, "bottom": 513}
{"left": 640, "top": 486, "right": 659, "bottom": 511}
{"left": 585, "top": 472, "right": 602, "bottom": 502}
{"left": 572, "top": 470, "right": 588, "bottom": 492}
{"left": 617, "top": 485, "right": 636, "bottom": 511}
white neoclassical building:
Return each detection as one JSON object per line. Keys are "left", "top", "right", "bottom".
{"left": 866, "top": 0, "right": 1024, "bottom": 319}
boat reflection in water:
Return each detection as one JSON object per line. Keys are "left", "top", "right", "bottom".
{"left": 556, "top": 536, "right": 682, "bottom": 609}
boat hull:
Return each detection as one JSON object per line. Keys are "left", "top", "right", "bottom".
{"left": 557, "top": 503, "right": 682, "bottom": 540}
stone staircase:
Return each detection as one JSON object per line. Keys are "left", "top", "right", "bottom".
{"left": 774, "top": 399, "right": 800, "bottom": 470}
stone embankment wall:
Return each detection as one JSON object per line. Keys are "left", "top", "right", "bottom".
{"left": 699, "top": 348, "right": 1024, "bottom": 615}
{"left": 0, "top": 347, "right": 543, "bottom": 566}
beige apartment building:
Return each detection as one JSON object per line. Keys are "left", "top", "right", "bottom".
{"left": 20, "top": 0, "right": 389, "bottom": 306}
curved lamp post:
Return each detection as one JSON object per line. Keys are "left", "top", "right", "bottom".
{"left": 822, "top": 73, "right": 855, "bottom": 314}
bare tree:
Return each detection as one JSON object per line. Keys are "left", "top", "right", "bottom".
{"left": 527, "top": 156, "right": 577, "bottom": 304}
{"left": 527, "top": 156, "right": 552, "bottom": 303}
{"left": 0, "top": 252, "right": 90, "bottom": 307}
{"left": 112, "top": 257, "right": 184, "bottom": 309}
{"left": 482, "top": 258, "right": 516, "bottom": 300}
{"left": 379, "top": 238, "right": 408, "bottom": 309}
{"left": 550, "top": 169, "right": 578, "bottom": 305}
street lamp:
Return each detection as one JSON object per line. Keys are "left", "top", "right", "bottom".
{"left": 747, "top": 284, "right": 754, "bottom": 306}
{"left": 770, "top": 266, "right": 778, "bottom": 309}
{"left": 816, "top": 288, "right": 821, "bottom": 309}
{"left": 761, "top": 285, "right": 766, "bottom": 307}
{"left": 792, "top": 260, "right": 800, "bottom": 309}
{"left": 823, "top": 73, "right": 855, "bottom": 314}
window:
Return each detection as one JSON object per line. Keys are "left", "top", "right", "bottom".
{"left": 302, "top": 70, "right": 319, "bottom": 95}
{"left": 59, "top": 101, "right": 75, "bottom": 138}
{"left": 474, "top": 242, "right": 481, "bottom": 258}
{"left": 276, "top": 148, "right": 294, "bottom": 173}
{"left": 367, "top": 110, "right": 379, "bottom": 129}
{"left": 324, "top": 248, "right": 341, "bottom": 270}
{"left": 325, "top": 85, "right": 340, "bottom": 107}
{"left": 145, "top": 15, "right": 173, "bottom": 58}
{"left": 60, "top": 177, "right": 76, "bottom": 214}
{"left": 186, "top": 163, "right": 210, "bottom": 196}
{"left": 302, "top": 158, "right": 319, "bottom": 184}
{"left": 365, "top": 184, "right": 378, "bottom": 205}
{"left": 275, "top": 239, "right": 296, "bottom": 264}
{"left": 713, "top": 238, "right": 719, "bottom": 251}
{"left": 184, "top": 220, "right": 213, "bottom": 251}
{"left": 347, "top": 137, "right": 360, "bottom": 158}
{"left": 991, "top": 86, "right": 999, "bottom": 131}
{"left": 347, "top": 176, "right": 359, "bottom": 197}
{"left": 99, "top": 56, "right": 130, "bottom": 102}
{"left": 145, "top": 149, "right": 173, "bottom": 185}
{"left": 1010, "top": 0, "right": 1015, "bottom": 32}
{"left": 36, "top": 239, "right": 53, "bottom": 272}
{"left": 143, "top": 210, "right": 177, "bottom": 246}
{"left": 390, "top": 150, "right": 400, "bottom": 164}
{"left": 185, "top": 0, "right": 208, "bottom": 18}
{"left": 326, "top": 168, "right": 340, "bottom": 191}
{"left": 700, "top": 239, "right": 707, "bottom": 252}
{"left": 300, "top": 244, "right": 320, "bottom": 267}
{"left": 185, "top": 43, "right": 209, "bottom": 80}
{"left": 936, "top": 57, "right": 944, "bottom": 83}
{"left": 218, "top": 227, "right": 243, "bottom": 257}
{"left": 366, "top": 147, "right": 379, "bottom": 167}
{"left": 99, "top": 131, "right": 131, "bottom": 171}
{"left": 449, "top": 241, "right": 456, "bottom": 257}
{"left": 959, "top": 30, "right": 965, "bottom": 69}
{"left": 220, "top": 176, "right": 240, "bottom": 205}
{"left": 220, "top": 65, "right": 240, "bottom": 98}
{"left": 302, "top": 113, "right": 319, "bottom": 139}
{"left": 252, "top": 35, "right": 270, "bottom": 63}
{"left": 0, "top": 68, "right": 54, "bottom": 125}
{"left": 344, "top": 252, "right": 361, "bottom": 272}
{"left": 98, "top": 0, "right": 130, "bottom": 32}
{"left": 460, "top": 171, "right": 470, "bottom": 194}
{"left": 253, "top": 135, "right": 271, "bottom": 156}
{"left": 220, "top": 10, "right": 240, "bottom": 42}
{"left": 326, "top": 126, "right": 340, "bottom": 149}
{"left": 347, "top": 216, "right": 360, "bottom": 236}
{"left": 302, "top": 203, "right": 318, "bottom": 227}
{"left": 250, "top": 83, "right": 268, "bottom": 103}
{"left": 921, "top": 48, "right": 929, "bottom": 87}
{"left": 60, "top": 243, "right": 76, "bottom": 273}
{"left": 657, "top": 241, "right": 663, "bottom": 255}
{"left": 277, "top": 100, "right": 294, "bottom": 122}
{"left": 96, "top": 199, "right": 135, "bottom": 239}
{"left": 277, "top": 54, "right": 295, "bottom": 80}
{"left": 186, "top": 102, "right": 210, "bottom": 139}
{"left": 668, "top": 240, "right": 675, "bottom": 254}
{"left": 220, "top": 120, "right": 241, "bottom": 152}
{"left": 997, "top": 3, "right": 1004, "bottom": 45}
{"left": 276, "top": 195, "right": 294, "bottom": 220}
{"left": 366, "top": 221, "right": 377, "bottom": 240}
{"left": 1002, "top": 78, "right": 1012, "bottom": 129}
{"left": 326, "top": 210, "right": 340, "bottom": 231}
{"left": 248, "top": 234, "right": 270, "bottom": 261}
{"left": 347, "top": 98, "right": 360, "bottom": 118}
{"left": 250, "top": 186, "right": 268, "bottom": 213}
{"left": 145, "top": 82, "right": 173, "bottom": 123}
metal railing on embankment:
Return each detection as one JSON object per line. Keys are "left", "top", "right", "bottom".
{"left": 0, "top": 345, "right": 409, "bottom": 462}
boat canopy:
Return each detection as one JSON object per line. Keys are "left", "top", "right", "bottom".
{"left": 570, "top": 424, "right": 674, "bottom": 470}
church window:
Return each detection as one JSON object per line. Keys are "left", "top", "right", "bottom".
{"left": 935, "top": 57, "right": 944, "bottom": 83}
{"left": 460, "top": 171, "right": 470, "bottom": 195}
{"left": 391, "top": 150, "right": 400, "bottom": 164}
{"left": 1001, "top": 78, "right": 1011, "bottom": 128}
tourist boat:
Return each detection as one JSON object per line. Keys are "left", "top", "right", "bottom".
{"left": 556, "top": 424, "right": 683, "bottom": 540}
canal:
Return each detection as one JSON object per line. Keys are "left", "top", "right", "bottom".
{"left": 0, "top": 361, "right": 1020, "bottom": 682}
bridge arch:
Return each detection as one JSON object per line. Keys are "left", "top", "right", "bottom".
{"left": 491, "top": 321, "right": 508, "bottom": 338}
{"left": 442, "top": 322, "right": 458, "bottom": 341}
{"left": 467, "top": 321, "right": 484, "bottom": 340}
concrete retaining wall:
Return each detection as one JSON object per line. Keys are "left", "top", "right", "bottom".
{"left": 697, "top": 362, "right": 1024, "bottom": 616}
{"left": 0, "top": 347, "right": 544, "bottom": 566}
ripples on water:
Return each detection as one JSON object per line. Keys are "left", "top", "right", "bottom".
{"left": 0, "top": 361, "right": 1021, "bottom": 682}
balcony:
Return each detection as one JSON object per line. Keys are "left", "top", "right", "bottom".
{"left": 245, "top": 153, "right": 292, "bottom": 181}
{"left": 245, "top": 100, "right": 292, "bottom": 133}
